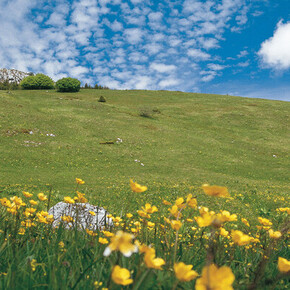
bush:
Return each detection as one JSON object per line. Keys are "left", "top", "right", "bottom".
{"left": 56, "top": 77, "right": 81, "bottom": 92}
{"left": 20, "top": 74, "right": 54, "bottom": 90}
{"left": 98, "top": 95, "right": 106, "bottom": 102}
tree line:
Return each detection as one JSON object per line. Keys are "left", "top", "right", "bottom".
{"left": 0, "top": 73, "right": 109, "bottom": 92}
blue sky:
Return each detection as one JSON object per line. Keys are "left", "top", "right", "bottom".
{"left": 0, "top": 0, "right": 289, "bottom": 101}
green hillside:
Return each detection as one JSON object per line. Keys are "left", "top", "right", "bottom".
{"left": 0, "top": 89, "right": 289, "bottom": 217}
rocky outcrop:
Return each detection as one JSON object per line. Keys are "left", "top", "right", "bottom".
{"left": 0, "top": 68, "right": 33, "bottom": 83}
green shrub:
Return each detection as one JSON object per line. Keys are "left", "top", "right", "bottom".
{"left": 98, "top": 95, "right": 106, "bottom": 102}
{"left": 56, "top": 77, "right": 81, "bottom": 92}
{"left": 20, "top": 74, "right": 54, "bottom": 90}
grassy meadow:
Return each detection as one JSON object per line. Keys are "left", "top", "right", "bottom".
{"left": 0, "top": 89, "right": 289, "bottom": 289}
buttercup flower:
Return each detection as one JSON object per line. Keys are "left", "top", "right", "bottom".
{"left": 278, "top": 257, "right": 290, "bottom": 273}
{"left": 258, "top": 217, "right": 272, "bottom": 226}
{"left": 38, "top": 193, "right": 48, "bottom": 201}
{"left": 241, "top": 218, "right": 250, "bottom": 227}
{"left": 171, "top": 220, "right": 183, "bottom": 231}
{"left": 168, "top": 205, "right": 181, "bottom": 218}
{"left": 23, "top": 191, "right": 33, "bottom": 198}
{"left": 196, "top": 264, "right": 235, "bottom": 290}
{"left": 175, "top": 197, "right": 185, "bottom": 208}
{"left": 231, "top": 230, "right": 252, "bottom": 246}
{"left": 111, "top": 265, "right": 133, "bottom": 286}
{"left": 103, "top": 231, "right": 137, "bottom": 257}
{"left": 99, "top": 237, "right": 109, "bottom": 244}
{"left": 144, "top": 247, "right": 165, "bottom": 270}
{"left": 202, "top": 184, "right": 229, "bottom": 198}
{"left": 130, "top": 179, "right": 147, "bottom": 193}
{"left": 268, "top": 229, "right": 282, "bottom": 239}
{"left": 64, "top": 196, "right": 75, "bottom": 204}
{"left": 163, "top": 199, "right": 172, "bottom": 205}
{"left": 30, "top": 259, "right": 37, "bottom": 271}
{"left": 174, "top": 262, "right": 198, "bottom": 282}
{"left": 216, "top": 211, "right": 237, "bottom": 223}
{"left": 186, "top": 194, "right": 197, "bottom": 208}
{"left": 195, "top": 212, "right": 215, "bottom": 227}
{"left": 142, "top": 203, "right": 158, "bottom": 214}
{"left": 29, "top": 200, "right": 38, "bottom": 206}
{"left": 76, "top": 191, "right": 88, "bottom": 203}
{"left": 76, "top": 178, "right": 85, "bottom": 185}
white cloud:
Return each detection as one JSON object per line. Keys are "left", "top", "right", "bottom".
{"left": 159, "top": 78, "right": 180, "bottom": 88}
{"left": 150, "top": 63, "right": 177, "bottom": 73}
{"left": 207, "top": 63, "right": 226, "bottom": 70}
{"left": 187, "top": 49, "right": 211, "bottom": 60}
{"left": 258, "top": 21, "right": 290, "bottom": 70}
{"left": 124, "top": 28, "right": 144, "bottom": 44}
{"left": 110, "top": 20, "right": 123, "bottom": 31}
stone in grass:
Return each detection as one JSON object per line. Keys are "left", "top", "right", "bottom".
{"left": 48, "top": 202, "right": 113, "bottom": 230}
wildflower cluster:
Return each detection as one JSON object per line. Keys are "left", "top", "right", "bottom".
{"left": 0, "top": 180, "right": 289, "bottom": 289}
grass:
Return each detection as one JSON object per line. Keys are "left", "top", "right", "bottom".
{"left": 0, "top": 89, "right": 289, "bottom": 216}
{"left": 0, "top": 88, "right": 289, "bottom": 289}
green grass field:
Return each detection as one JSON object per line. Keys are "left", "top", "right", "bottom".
{"left": 0, "top": 89, "right": 289, "bottom": 289}
{"left": 1, "top": 89, "right": 289, "bottom": 216}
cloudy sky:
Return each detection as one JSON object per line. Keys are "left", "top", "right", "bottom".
{"left": 0, "top": 0, "right": 289, "bottom": 101}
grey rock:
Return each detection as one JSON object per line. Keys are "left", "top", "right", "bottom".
{"left": 48, "top": 202, "right": 113, "bottom": 230}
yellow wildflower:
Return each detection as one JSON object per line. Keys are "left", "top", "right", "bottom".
{"left": 268, "top": 229, "right": 282, "bottom": 239}
{"left": 174, "top": 262, "right": 198, "bottom": 282}
{"left": 175, "top": 197, "right": 185, "bottom": 208}
{"left": 137, "top": 210, "right": 150, "bottom": 219}
{"left": 86, "top": 229, "right": 97, "bottom": 236}
{"left": 278, "top": 257, "right": 290, "bottom": 273}
{"left": 102, "top": 231, "right": 114, "bottom": 238}
{"left": 89, "top": 211, "right": 96, "bottom": 216}
{"left": 195, "top": 212, "right": 215, "bottom": 227}
{"left": 163, "top": 200, "right": 172, "bottom": 205}
{"left": 277, "top": 207, "right": 290, "bottom": 214}
{"left": 76, "top": 178, "right": 85, "bottom": 185}
{"left": 0, "top": 198, "right": 11, "bottom": 207}
{"left": 111, "top": 265, "right": 133, "bottom": 286}
{"left": 186, "top": 194, "right": 197, "bottom": 208}
{"left": 220, "top": 227, "right": 229, "bottom": 237}
{"left": 130, "top": 179, "right": 147, "bottom": 193}
{"left": 241, "top": 218, "right": 250, "bottom": 227}
{"left": 10, "top": 196, "right": 26, "bottom": 207}
{"left": 62, "top": 215, "right": 74, "bottom": 223}
{"left": 216, "top": 211, "right": 237, "bottom": 223}
{"left": 104, "top": 231, "right": 137, "bottom": 257}
{"left": 171, "top": 220, "right": 183, "bottom": 231}
{"left": 168, "top": 205, "right": 181, "bottom": 218}
{"left": 23, "top": 191, "right": 33, "bottom": 198}
{"left": 59, "top": 241, "right": 65, "bottom": 248}
{"left": 231, "top": 230, "right": 252, "bottom": 246}
{"left": 29, "top": 200, "right": 38, "bottom": 206}
{"left": 38, "top": 193, "right": 48, "bottom": 201}
{"left": 76, "top": 191, "right": 88, "bottom": 203}
{"left": 126, "top": 213, "right": 133, "bottom": 218}
{"left": 30, "top": 259, "right": 37, "bottom": 272}
{"left": 21, "top": 220, "right": 36, "bottom": 228}
{"left": 18, "top": 228, "right": 25, "bottom": 235}
{"left": 99, "top": 237, "right": 109, "bottom": 244}
{"left": 202, "top": 184, "right": 229, "bottom": 198}
{"left": 196, "top": 264, "right": 235, "bottom": 290}
{"left": 258, "top": 217, "right": 272, "bottom": 226}
{"left": 142, "top": 203, "right": 158, "bottom": 214}
{"left": 144, "top": 248, "right": 165, "bottom": 270}
{"left": 24, "top": 207, "right": 37, "bottom": 218}
{"left": 64, "top": 196, "right": 75, "bottom": 204}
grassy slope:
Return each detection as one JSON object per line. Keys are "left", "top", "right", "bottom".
{"left": 0, "top": 89, "right": 289, "bottom": 218}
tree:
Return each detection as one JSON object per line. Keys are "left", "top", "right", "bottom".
{"left": 20, "top": 74, "right": 54, "bottom": 90}
{"left": 55, "top": 77, "right": 81, "bottom": 92}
